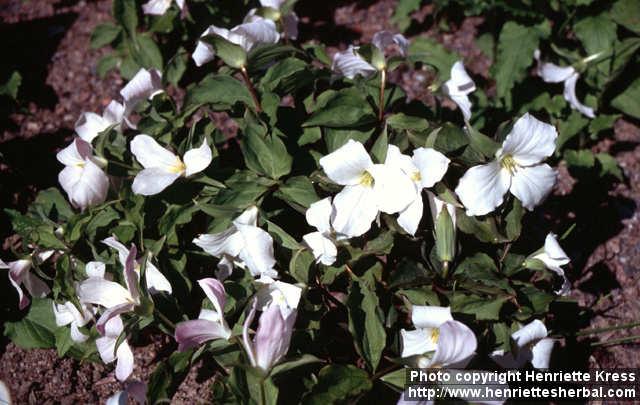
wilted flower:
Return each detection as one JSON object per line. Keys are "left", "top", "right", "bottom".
{"left": 105, "top": 381, "right": 147, "bottom": 405}
{"left": 443, "top": 61, "right": 476, "bottom": 121}
{"left": 120, "top": 68, "right": 163, "bottom": 121}
{"left": 53, "top": 300, "right": 96, "bottom": 343}
{"left": 75, "top": 100, "right": 124, "bottom": 144}
{"left": 319, "top": 140, "right": 416, "bottom": 238}
{"left": 57, "top": 138, "right": 109, "bottom": 210}
{"left": 491, "top": 319, "right": 555, "bottom": 369}
{"left": 174, "top": 278, "right": 232, "bottom": 351}
{"left": 193, "top": 206, "right": 277, "bottom": 280}
{"left": 372, "top": 31, "right": 409, "bottom": 58}
{"left": 130, "top": 135, "right": 212, "bottom": 196}
{"left": 96, "top": 315, "right": 135, "bottom": 381}
{"left": 531, "top": 233, "right": 571, "bottom": 295}
{"left": 193, "top": 17, "right": 280, "bottom": 67}
{"left": 534, "top": 50, "right": 595, "bottom": 118}
{"left": 245, "top": 0, "right": 299, "bottom": 40}
{"left": 384, "top": 145, "right": 450, "bottom": 235}
{"left": 302, "top": 197, "right": 338, "bottom": 266}
{"left": 0, "top": 253, "right": 52, "bottom": 310}
{"left": 142, "top": 0, "right": 184, "bottom": 15}
{"left": 455, "top": 113, "right": 557, "bottom": 216}
{"left": 400, "top": 305, "right": 477, "bottom": 368}
{"left": 331, "top": 46, "right": 377, "bottom": 79}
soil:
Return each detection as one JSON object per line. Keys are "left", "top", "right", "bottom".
{"left": 1, "top": 0, "right": 639, "bottom": 403}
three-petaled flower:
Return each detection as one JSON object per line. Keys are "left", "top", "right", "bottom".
{"left": 491, "top": 319, "right": 555, "bottom": 369}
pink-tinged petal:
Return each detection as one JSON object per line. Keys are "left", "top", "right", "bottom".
{"left": 96, "top": 302, "right": 135, "bottom": 335}
{"left": 123, "top": 244, "right": 140, "bottom": 302}
{"left": 8, "top": 260, "right": 34, "bottom": 309}
{"left": 430, "top": 320, "right": 477, "bottom": 368}
{"left": 198, "top": 278, "right": 226, "bottom": 315}
{"left": 242, "top": 300, "right": 259, "bottom": 367}
{"left": 319, "top": 139, "right": 374, "bottom": 186}
{"left": 115, "top": 340, "right": 134, "bottom": 381}
{"left": 282, "top": 12, "right": 299, "bottom": 40}
{"left": 57, "top": 138, "right": 92, "bottom": 166}
{"left": 372, "top": 31, "right": 409, "bottom": 57}
{"left": 174, "top": 319, "right": 231, "bottom": 351}
{"left": 183, "top": 140, "right": 213, "bottom": 177}
{"left": 22, "top": 271, "right": 51, "bottom": 299}
{"left": 500, "top": 113, "right": 558, "bottom": 166}
{"left": 77, "top": 277, "right": 132, "bottom": 308}
{"left": 455, "top": 161, "right": 512, "bottom": 216}
{"left": 253, "top": 302, "right": 295, "bottom": 372}
{"left": 509, "top": 164, "right": 556, "bottom": 210}
{"left": 126, "top": 381, "right": 148, "bottom": 404}
{"left": 132, "top": 168, "right": 182, "bottom": 196}
{"left": 102, "top": 236, "right": 130, "bottom": 267}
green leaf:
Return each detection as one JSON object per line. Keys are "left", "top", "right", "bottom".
{"left": 241, "top": 132, "right": 292, "bottom": 179}
{"left": 133, "top": 34, "right": 163, "bottom": 70}
{"left": 391, "top": 0, "right": 421, "bottom": 31}
{"left": 557, "top": 111, "right": 589, "bottom": 150}
{"left": 261, "top": 57, "right": 308, "bottom": 93}
{"left": 612, "top": 77, "right": 640, "bottom": 119}
{"left": 166, "top": 49, "right": 188, "bottom": 86}
{"left": 596, "top": 153, "right": 623, "bottom": 180}
{"left": 304, "top": 90, "right": 376, "bottom": 128}
{"left": 90, "top": 23, "right": 121, "bottom": 49}
{"left": 274, "top": 176, "right": 319, "bottom": 210}
{"left": 147, "top": 350, "right": 194, "bottom": 403}
{"left": 266, "top": 220, "right": 300, "bottom": 249}
{"left": 611, "top": 0, "right": 640, "bottom": 34}
{"left": 184, "top": 75, "right": 254, "bottom": 112}
{"left": 492, "top": 21, "right": 549, "bottom": 106}
{"left": 0, "top": 71, "right": 21, "bottom": 99}
{"left": 271, "top": 354, "right": 322, "bottom": 377}
{"left": 408, "top": 37, "right": 458, "bottom": 81}
{"left": 574, "top": 14, "right": 617, "bottom": 55}
{"left": 370, "top": 127, "right": 388, "bottom": 163}
{"left": 456, "top": 209, "right": 505, "bottom": 244}
{"left": 504, "top": 199, "right": 524, "bottom": 241}
{"left": 54, "top": 327, "right": 74, "bottom": 357}
{"left": 201, "top": 35, "right": 247, "bottom": 68}
{"left": 380, "top": 368, "right": 407, "bottom": 389}
{"left": 347, "top": 281, "right": 386, "bottom": 372}
{"left": 451, "top": 293, "right": 508, "bottom": 320}
{"left": 97, "top": 54, "right": 119, "bottom": 78}
{"left": 564, "top": 149, "right": 595, "bottom": 168}
{"left": 112, "top": 0, "right": 138, "bottom": 37}
{"left": 30, "top": 187, "right": 74, "bottom": 222}
{"left": 5, "top": 298, "right": 57, "bottom": 349}
{"left": 387, "top": 113, "right": 430, "bottom": 132}
{"left": 298, "top": 127, "right": 322, "bottom": 146}
{"left": 302, "top": 365, "right": 372, "bottom": 404}
{"left": 289, "top": 249, "right": 315, "bottom": 284}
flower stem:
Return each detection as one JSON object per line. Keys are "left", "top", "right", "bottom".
{"left": 577, "top": 320, "right": 640, "bottom": 336}
{"left": 591, "top": 334, "right": 640, "bottom": 347}
{"left": 154, "top": 308, "right": 176, "bottom": 331}
{"left": 240, "top": 65, "right": 262, "bottom": 113}
{"left": 378, "top": 68, "right": 386, "bottom": 122}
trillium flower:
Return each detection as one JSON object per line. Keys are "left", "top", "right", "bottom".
{"left": 534, "top": 50, "right": 595, "bottom": 118}
{"left": 242, "top": 298, "right": 296, "bottom": 373}
{"left": 302, "top": 197, "right": 338, "bottom": 265}
{"left": 245, "top": 0, "right": 299, "bottom": 40}
{"left": 255, "top": 276, "right": 302, "bottom": 312}
{"left": 57, "top": 138, "right": 110, "bottom": 210}
{"left": 53, "top": 300, "right": 96, "bottom": 343}
{"left": 400, "top": 305, "right": 477, "bottom": 368}
{"left": 193, "top": 17, "right": 280, "bottom": 67}
{"left": 130, "top": 135, "right": 213, "bottom": 196}
{"left": 105, "top": 381, "right": 147, "bottom": 405}
{"left": 142, "top": 0, "right": 184, "bottom": 15}
{"left": 120, "top": 68, "right": 163, "bottom": 120}
{"left": 77, "top": 246, "right": 140, "bottom": 334}
{"left": 455, "top": 113, "right": 558, "bottom": 216}
{"left": 531, "top": 233, "right": 571, "bottom": 295}
{"left": 384, "top": 145, "right": 450, "bottom": 235}
{"left": 319, "top": 140, "right": 416, "bottom": 238}
{"left": 75, "top": 100, "right": 124, "bottom": 144}
{"left": 332, "top": 46, "right": 377, "bottom": 79}
{"left": 443, "top": 61, "right": 476, "bottom": 122}
{"left": 0, "top": 256, "right": 51, "bottom": 310}
{"left": 194, "top": 206, "right": 277, "bottom": 280}
{"left": 174, "top": 278, "right": 232, "bottom": 351}
{"left": 103, "top": 236, "right": 172, "bottom": 295}
{"left": 372, "top": 31, "right": 409, "bottom": 58}
{"left": 491, "top": 319, "right": 555, "bottom": 369}
{"left": 96, "top": 315, "right": 135, "bottom": 381}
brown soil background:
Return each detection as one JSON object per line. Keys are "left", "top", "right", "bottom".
{"left": 1, "top": 0, "right": 639, "bottom": 403}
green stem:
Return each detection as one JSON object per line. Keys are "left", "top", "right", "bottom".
{"left": 577, "top": 321, "right": 640, "bottom": 336}
{"left": 107, "top": 159, "right": 136, "bottom": 171}
{"left": 154, "top": 308, "right": 176, "bottom": 331}
{"left": 591, "top": 334, "right": 640, "bottom": 347}
{"left": 240, "top": 65, "right": 262, "bottom": 113}
{"left": 378, "top": 69, "right": 386, "bottom": 122}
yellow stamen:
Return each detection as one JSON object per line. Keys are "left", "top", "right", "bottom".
{"left": 500, "top": 154, "right": 518, "bottom": 175}
{"left": 411, "top": 171, "right": 422, "bottom": 182}
{"left": 431, "top": 328, "right": 440, "bottom": 344}
{"left": 168, "top": 160, "right": 186, "bottom": 174}
{"left": 359, "top": 171, "right": 374, "bottom": 187}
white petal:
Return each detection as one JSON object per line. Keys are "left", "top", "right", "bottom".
{"left": 70, "top": 323, "right": 89, "bottom": 343}
{"left": 319, "top": 139, "right": 373, "bottom": 186}
{"left": 412, "top": 147, "right": 450, "bottom": 189}
{"left": 77, "top": 278, "right": 132, "bottom": 308}
{"left": 234, "top": 206, "right": 259, "bottom": 226}
{"left": 509, "top": 164, "right": 556, "bottom": 210}
{"left": 385, "top": 145, "right": 419, "bottom": 178}
{"left": 193, "top": 227, "right": 244, "bottom": 258}
{"left": 183, "top": 140, "right": 213, "bottom": 177}
{"left": 75, "top": 112, "right": 110, "bottom": 143}
{"left": 531, "top": 338, "right": 555, "bottom": 368}
{"left": 397, "top": 198, "right": 423, "bottom": 236}
{"left": 57, "top": 138, "right": 92, "bottom": 167}
{"left": 563, "top": 73, "right": 596, "bottom": 118}
{"left": 85, "top": 261, "right": 106, "bottom": 278}
{"left": 106, "top": 391, "right": 127, "bottom": 405}
{"left": 120, "top": 68, "right": 163, "bottom": 114}
{"left": 400, "top": 328, "right": 437, "bottom": 358}
{"left": 115, "top": 340, "right": 135, "bottom": 381}
{"left": 216, "top": 256, "right": 234, "bottom": 281}
{"left": 332, "top": 46, "right": 377, "bottom": 79}
{"left": 198, "top": 308, "right": 220, "bottom": 322}
{"left": 331, "top": 185, "right": 379, "bottom": 238}
{"left": 96, "top": 302, "right": 136, "bottom": 335}
{"left": 426, "top": 191, "right": 456, "bottom": 225}
{"left": 512, "top": 319, "right": 547, "bottom": 348}
{"left": 193, "top": 26, "right": 221, "bottom": 66}
{"left": 455, "top": 161, "right": 512, "bottom": 216}
{"left": 231, "top": 18, "right": 281, "bottom": 51}
{"left": 303, "top": 232, "right": 337, "bottom": 265}
{"left": 132, "top": 168, "right": 182, "bottom": 196}
{"left": 369, "top": 163, "right": 415, "bottom": 214}
{"left": 411, "top": 306, "right": 453, "bottom": 329}
{"left": 235, "top": 224, "right": 276, "bottom": 277}
{"left": 450, "top": 94, "right": 473, "bottom": 121}
{"left": 539, "top": 63, "right": 575, "bottom": 83}
{"left": 59, "top": 159, "right": 109, "bottom": 210}
{"left": 445, "top": 61, "right": 476, "bottom": 96}
{"left": 0, "top": 380, "right": 12, "bottom": 405}
{"left": 103, "top": 100, "right": 125, "bottom": 125}
{"left": 259, "top": 0, "right": 285, "bottom": 8}
{"left": 429, "top": 320, "right": 477, "bottom": 368}
{"left": 372, "top": 31, "right": 409, "bottom": 57}
{"left": 255, "top": 280, "right": 302, "bottom": 312}
{"left": 500, "top": 113, "right": 557, "bottom": 166}
{"left": 130, "top": 134, "right": 183, "bottom": 170}
{"left": 102, "top": 236, "right": 130, "bottom": 266}
{"left": 305, "top": 197, "right": 333, "bottom": 234}
{"left": 96, "top": 335, "right": 117, "bottom": 363}
{"left": 142, "top": 0, "right": 171, "bottom": 15}
{"left": 53, "top": 302, "right": 75, "bottom": 326}
{"left": 145, "top": 262, "right": 172, "bottom": 294}
{"left": 197, "top": 278, "right": 226, "bottom": 317}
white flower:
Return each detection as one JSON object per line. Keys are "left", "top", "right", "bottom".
{"left": 372, "top": 31, "right": 409, "bottom": 57}
{"left": 142, "top": 0, "right": 184, "bottom": 15}
{"left": 533, "top": 233, "right": 571, "bottom": 295}
{"left": 384, "top": 145, "right": 450, "bottom": 235}
{"left": 120, "top": 68, "right": 163, "bottom": 125}
{"left": 443, "top": 61, "right": 476, "bottom": 122}
{"left": 534, "top": 50, "right": 595, "bottom": 118}
{"left": 302, "top": 197, "right": 338, "bottom": 265}
{"left": 105, "top": 381, "right": 147, "bottom": 405}
{"left": 193, "top": 206, "right": 277, "bottom": 279}
{"left": 455, "top": 113, "right": 557, "bottom": 216}
{"left": 0, "top": 257, "right": 51, "bottom": 310}
{"left": 0, "top": 380, "right": 11, "bottom": 405}
{"left": 245, "top": 0, "right": 299, "bottom": 40}
{"left": 491, "top": 319, "right": 555, "bottom": 369}
{"left": 331, "top": 46, "right": 377, "bottom": 79}
{"left": 75, "top": 100, "right": 124, "bottom": 144}
{"left": 427, "top": 191, "right": 457, "bottom": 226}
{"left": 96, "top": 315, "right": 135, "bottom": 381}
{"left": 103, "top": 236, "right": 172, "bottom": 294}
{"left": 400, "top": 305, "right": 477, "bottom": 368}
{"left": 193, "top": 18, "right": 280, "bottom": 67}
{"left": 52, "top": 300, "right": 96, "bottom": 343}
{"left": 254, "top": 276, "right": 302, "bottom": 314}
{"left": 57, "top": 138, "right": 109, "bottom": 210}
{"left": 130, "top": 135, "right": 212, "bottom": 196}
{"left": 319, "top": 140, "right": 417, "bottom": 238}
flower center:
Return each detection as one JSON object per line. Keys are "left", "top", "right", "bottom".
{"left": 168, "top": 160, "right": 186, "bottom": 174}
{"left": 359, "top": 171, "right": 374, "bottom": 187}
{"left": 411, "top": 171, "right": 422, "bottom": 182}
{"left": 430, "top": 328, "right": 440, "bottom": 344}
{"left": 500, "top": 154, "right": 518, "bottom": 175}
